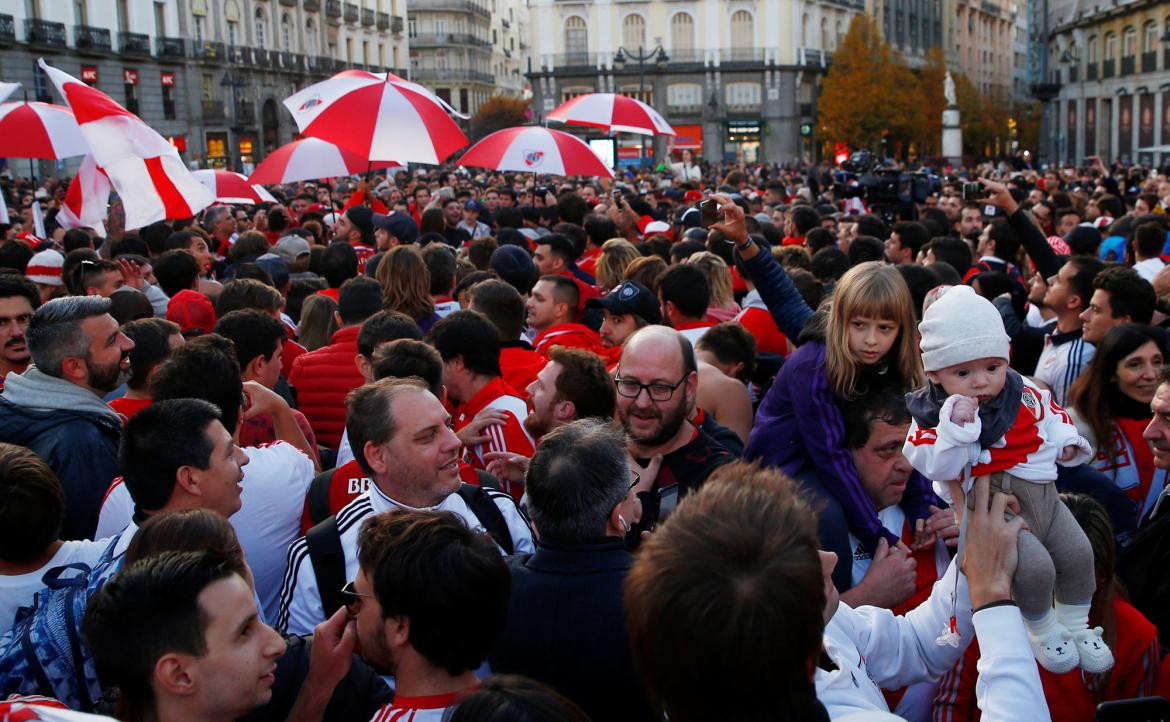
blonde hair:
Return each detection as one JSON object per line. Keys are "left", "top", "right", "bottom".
{"left": 686, "top": 251, "right": 734, "bottom": 308}
{"left": 596, "top": 238, "right": 640, "bottom": 293}
{"left": 376, "top": 245, "right": 435, "bottom": 322}
{"left": 824, "top": 261, "right": 923, "bottom": 399}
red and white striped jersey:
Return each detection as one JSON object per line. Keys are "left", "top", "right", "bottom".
{"left": 452, "top": 376, "right": 535, "bottom": 502}
{"left": 367, "top": 688, "right": 475, "bottom": 722}
{"left": 903, "top": 378, "right": 1091, "bottom": 503}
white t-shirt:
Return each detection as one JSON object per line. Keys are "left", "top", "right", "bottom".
{"left": 97, "top": 442, "right": 314, "bottom": 623}
{"left": 0, "top": 540, "right": 109, "bottom": 634}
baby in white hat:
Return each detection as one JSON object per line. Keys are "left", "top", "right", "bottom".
{"left": 902, "top": 285, "right": 1108, "bottom": 675}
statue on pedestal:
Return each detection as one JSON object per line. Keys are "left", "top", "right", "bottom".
{"left": 944, "top": 71, "right": 956, "bottom": 108}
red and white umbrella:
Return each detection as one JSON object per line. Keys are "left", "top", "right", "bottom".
{"left": 283, "top": 69, "right": 468, "bottom": 165}
{"left": 458, "top": 126, "right": 613, "bottom": 178}
{"left": 546, "top": 93, "right": 675, "bottom": 136}
{"left": 0, "top": 101, "right": 88, "bottom": 159}
{"left": 249, "top": 137, "right": 404, "bottom": 185}
{"left": 192, "top": 169, "right": 278, "bottom": 205}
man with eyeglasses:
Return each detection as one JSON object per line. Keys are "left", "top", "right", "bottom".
{"left": 617, "top": 326, "right": 734, "bottom": 534}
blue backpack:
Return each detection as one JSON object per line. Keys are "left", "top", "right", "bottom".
{"left": 0, "top": 535, "right": 123, "bottom": 711}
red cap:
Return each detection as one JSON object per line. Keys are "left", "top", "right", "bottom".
{"left": 166, "top": 289, "right": 217, "bottom": 335}
{"left": 683, "top": 190, "right": 703, "bottom": 202}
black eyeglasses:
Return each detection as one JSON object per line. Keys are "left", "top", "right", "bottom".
{"left": 614, "top": 375, "right": 688, "bottom": 402}
{"left": 340, "top": 581, "right": 375, "bottom": 613}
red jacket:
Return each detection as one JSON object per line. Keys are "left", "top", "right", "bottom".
{"left": 287, "top": 325, "right": 364, "bottom": 449}
{"left": 932, "top": 597, "right": 1161, "bottom": 722}
{"left": 499, "top": 343, "right": 547, "bottom": 399}
{"left": 533, "top": 323, "right": 604, "bottom": 357}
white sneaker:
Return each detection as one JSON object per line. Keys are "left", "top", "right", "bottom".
{"left": 1027, "top": 625, "right": 1078, "bottom": 674}
{"left": 1072, "top": 627, "right": 1115, "bottom": 674}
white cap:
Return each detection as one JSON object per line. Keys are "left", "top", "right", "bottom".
{"left": 918, "top": 285, "right": 1009, "bottom": 372}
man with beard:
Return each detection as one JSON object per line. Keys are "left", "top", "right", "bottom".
{"left": 617, "top": 326, "right": 734, "bottom": 533}
{"left": 342, "top": 510, "right": 509, "bottom": 720}
{"left": 0, "top": 296, "right": 134, "bottom": 539}
{"left": 0, "top": 276, "right": 39, "bottom": 390}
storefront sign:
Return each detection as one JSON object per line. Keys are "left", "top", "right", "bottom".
{"left": 165, "top": 135, "right": 187, "bottom": 152}
{"left": 161, "top": 72, "right": 175, "bottom": 87}
{"left": 81, "top": 66, "right": 98, "bottom": 84}
{"left": 726, "top": 120, "right": 761, "bottom": 143}
{"left": 672, "top": 124, "right": 703, "bottom": 151}
{"left": 123, "top": 69, "right": 139, "bottom": 85}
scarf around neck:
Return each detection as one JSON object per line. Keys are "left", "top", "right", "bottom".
{"left": 906, "top": 368, "right": 1025, "bottom": 448}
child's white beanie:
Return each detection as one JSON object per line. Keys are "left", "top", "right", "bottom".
{"left": 918, "top": 285, "right": 1010, "bottom": 372}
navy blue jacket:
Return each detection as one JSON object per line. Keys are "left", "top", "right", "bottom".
{"left": 489, "top": 538, "right": 655, "bottom": 722}
{"left": 0, "top": 397, "right": 121, "bottom": 540}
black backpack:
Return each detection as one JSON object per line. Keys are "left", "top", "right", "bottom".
{"left": 305, "top": 480, "right": 515, "bottom": 617}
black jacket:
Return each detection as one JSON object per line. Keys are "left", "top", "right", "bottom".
{"left": 490, "top": 538, "right": 656, "bottom": 722}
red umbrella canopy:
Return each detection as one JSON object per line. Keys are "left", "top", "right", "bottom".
{"left": 458, "top": 126, "right": 613, "bottom": 178}
{"left": 0, "top": 101, "right": 88, "bottom": 159}
{"left": 192, "top": 169, "right": 278, "bottom": 205}
{"left": 249, "top": 137, "right": 404, "bottom": 184}
{"left": 283, "top": 69, "right": 468, "bottom": 165}
{"left": 546, "top": 93, "right": 676, "bottom": 137}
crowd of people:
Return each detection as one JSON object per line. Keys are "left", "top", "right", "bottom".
{"left": 0, "top": 154, "right": 1169, "bottom": 721}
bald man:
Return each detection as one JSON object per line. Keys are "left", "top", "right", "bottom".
{"left": 616, "top": 326, "right": 735, "bottom": 534}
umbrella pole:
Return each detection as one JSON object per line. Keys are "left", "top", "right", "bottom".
{"left": 23, "top": 90, "right": 34, "bottom": 183}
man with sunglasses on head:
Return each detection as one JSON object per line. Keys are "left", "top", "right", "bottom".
{"left": 617, "top": 326, "right": 735, "bottom": 535}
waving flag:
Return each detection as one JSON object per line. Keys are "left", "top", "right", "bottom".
{"left": 37, "top": 59, "right": 212, "bottom": 230}
{"left": 56, "top": 154, "right": 111, "bottom": 237}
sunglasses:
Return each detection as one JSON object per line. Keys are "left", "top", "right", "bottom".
{"left": 340, "top": 580, "right": 375, "bottom": 614}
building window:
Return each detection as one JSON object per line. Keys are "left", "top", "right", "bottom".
{"left": 1144, "top": 21, "right": 1158, "bottom": 53}
{"left": 671, "top": 12, "right": 694, "bottom": 51}
{"left": 227, "top": 20, "right": 238, "bottom": 47}
{"left": 725, "top": 82, "right": 761, "bottom": 108}
{"left": 622, "top": 13, "right": 645, "bottom": 50}
{"left": 408, "top": 18, "right": 416, "bottom": 38}
{"left": 154, "top": 2, "right": 166, "bottom": 34}
{"left": 282, "top": 13, "right": 292, "bottom": 50}
{"left": 306, "top": 19, "right": 317, "bottom": 56}
{"left": 194, "top": 15, "right": 204, "bottom": 42}
{"left": 800, "top": 13, "right": 808, "bottom": 46}
{"left": 1123, "top": 26, "right": 1136, "bottom": 57}
{"left": 564, "top": 16, "right": 587, "bottom": 58}
{"left": 255, "top": 8, "right": 266, "bottom": 48}
{"left": 820, "top": 17, "right": 829, "bottom": 50}
{"left": 201, "top": 73, "right": 213, "bottom": 102}
{"left": 124, "top": 71, "right": 139, "bottom": 116}
{"left": 1087, "top": 35, "right": 1097, "bottom": 62}
{"left": 1104, "top": 32, "right": 1116, "bottom": 60}
{"left": 460, "top": 88, "right": 469, "bottom": 114}
{"left": 730, "top": 10, "right": 752, "bottom": 48}
{"left": 73, "top": 0, "right": 87, "bottom": 26}
{"left": 667, "top": 83, "right": 701, "bottom": 108}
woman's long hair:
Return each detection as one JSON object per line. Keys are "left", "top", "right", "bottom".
{"left": 687, "top": 251, "right": 735, "bottom": 309}
{"left": 824, "top": 261, "right": 924, "bottom": 399}
{"left": 296, "top": 293, "right": 339, "bottom": 351}
{"left": 1069, "top": 323, "right": 1167, "bottom": 463}
{"left": 596, "top": 238, "right": 640, "bottom": 293}
{"left": 376, "top": 244, "right": 435, "bottom": 322}
{"left": 1060, "top": 493, "right": 1124, "bottom": 696}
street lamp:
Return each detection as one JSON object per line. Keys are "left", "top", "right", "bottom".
{"left": 612, "top": 44, "right": 669, "bottom": 167}
{"left": 220, "top": 71, "right": 246, "bottom": 170}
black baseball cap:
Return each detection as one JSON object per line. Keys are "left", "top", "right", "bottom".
{"left": 586, "top": 280, "right": 662, "bottom": 325}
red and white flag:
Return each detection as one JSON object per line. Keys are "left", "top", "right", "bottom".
{"left": 38, "top": 59, "right": 212, "bottom": 230}
{"left": 57, "top": 154, "right": 111, "bottom": 237}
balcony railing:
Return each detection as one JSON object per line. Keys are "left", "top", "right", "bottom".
{"left": 1165, "top": 47, "right": 1170, "bottom": 71}
{"left": 1120, "top": 55, "right": 1134, "bottom": 76}
{"left": 1086, "top": 61, "right": 1098, "bottom": 80}
{"left": 376, "top": 11, "right": 389, "bottom": 30}
{"left": 25, "top": 18, "right": 66, "bottom": 47}
{"left": 410, "top": 32, "right": 491, "bottom": 47}
{"left": 237, "top": 100, "right": 256, "bottom": 120}
{"left": 548, "top": 52, "right": 597, "bottom": 70}
{"left": 666, "top": 103, "right": 702, "bottom": 115}
{"left": 391, "top": 16, "right": 404, "bottom": 34}
{"left": 720, "top": 47, "right": 764, "bottom": 65}
{"left": 800, "top": 48, "right": 826, "bottom": 66}
{"left": 1102, "top": 58, "right": 1114, "bottom": 78}
{"left": 279, "top": 0, "right": 297, "bottom": 6}
{"left": 410, "top": 68, "right": 494, "bottom": 83}
{"left": 1068, "top": 64, "right": 1078, "bottom": 82}
{"left": 227, "top": 45, "right": 249, "bottom": 64}
{"left": 325, "top": 0, "right": 342, "bottom": 18}
{"left": 666, "top": 48, "right": 703, "bottom": 64}
{"left": 343, "top": 3, "right": 359, "bottom": 22}
{"left": 195, "top": 40, "right": 225, "bottom": 62}
{"left": 119, "top": 31, "right": 151, "bottom": 55}
{"left": 333, "top": 58, "right": 348, "bottom": 72}
{"left": 362, "top": 8, "right": 375, "bottom": 25}
{"left": 1141, "top": 51, "right": 1156, "bottom": 73}
{"left": 74, "top": 24, "right": 111, "bottom": 52}
{"left": 202, "top": 99, "right": 227, "bottom": 120}
{"left": 254, "top": 49, "right": 275, "bottom": 67}
{"left": 281, "top": 51, "right": 302, "bottom": 70}
{"left": 407, "top": 0, "right": 490, "bottom": 18}
{"left": 0, "top": 14, "right": 13, "bottom": 44}
{"left": 157, "top": 36, "right": 185, "bottom": 58}
{"left": 304, "top": 0, "right": 321, "bottom": 10}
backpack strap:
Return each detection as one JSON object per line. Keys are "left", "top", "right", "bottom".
{"left": 305, "top": 515, "right": 347, "bottom": 619}
{"left": 306, "top": 467, "right": 336, "bottom": 528}
{"left": 456, "top": 482, "right": 514, "bottom": 555}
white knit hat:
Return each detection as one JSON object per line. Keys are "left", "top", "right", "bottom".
{"left": 26, "top": 248, "right": 64, "bottom": 286}
{"left": 918, "top": 285, "right": 1009, "bottom": 372}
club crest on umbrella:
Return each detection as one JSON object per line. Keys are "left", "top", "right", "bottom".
{"left": 297, "top": 96, "right": 323, "bottom": 112}
{"left": 523, "top": 150, "right": 544, "bottom": 167}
